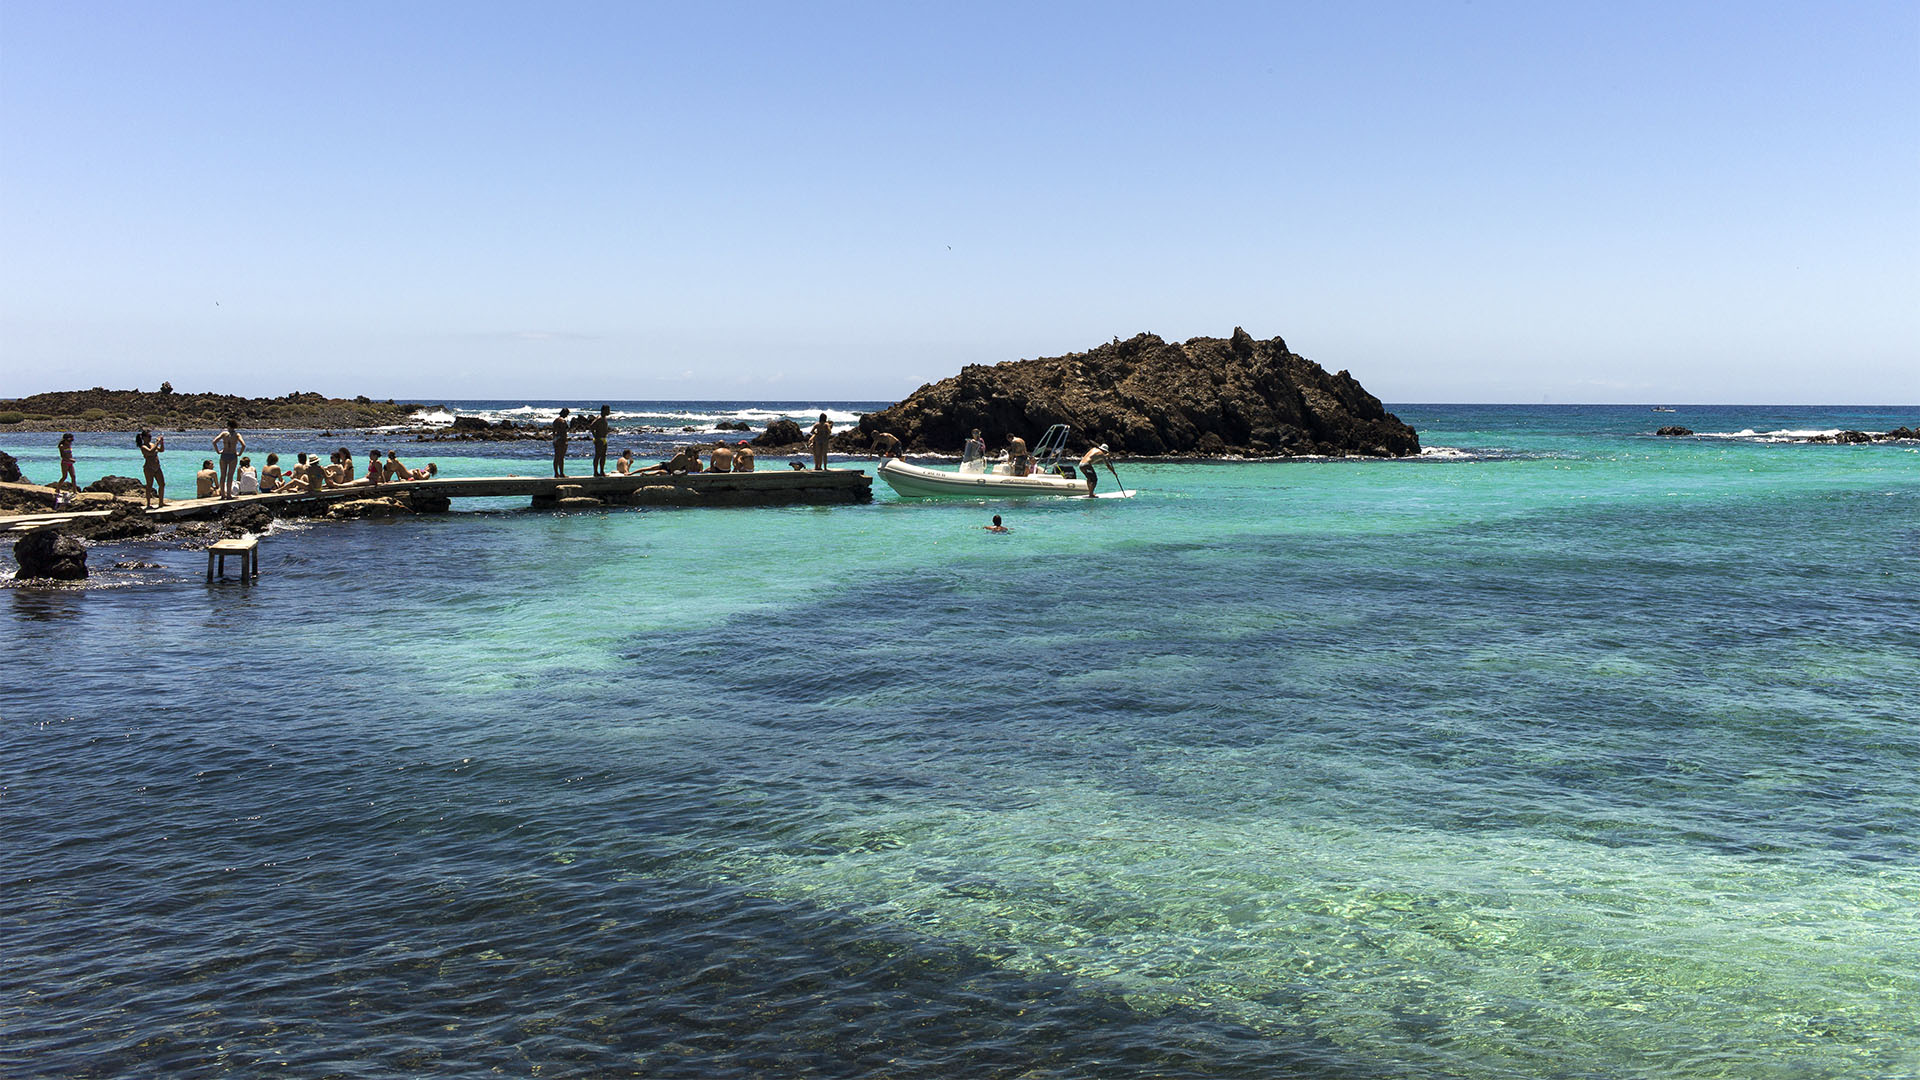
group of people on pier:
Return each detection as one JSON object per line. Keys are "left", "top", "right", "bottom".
{"left": 116, "top": 422, "right": 437, "bottom": 509}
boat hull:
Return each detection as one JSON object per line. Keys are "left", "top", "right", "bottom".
{"left": 878, "top": 459, "right": 1095, "bottom": 498}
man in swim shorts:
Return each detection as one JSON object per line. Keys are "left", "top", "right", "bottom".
{"left": 552, "top": 408, "right": 571, "bottom": 478}
{"left": 810, "top": 413, "right": 833, "bottom": 471}
{"left": 734, "top": 441, "right": 755, "bottom": 471}
{"left": 589, "top": 405, "right": 611, "bottom": 476}
{"left": 196, "top": 460, "right": 218, "bottom": 499}
{"left": 1078, "top": 444, "right": 1110, "bottom": 496}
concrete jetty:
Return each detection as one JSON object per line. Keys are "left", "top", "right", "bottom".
{"left": 142, "top": 468, "right": 872, "bottom": 521}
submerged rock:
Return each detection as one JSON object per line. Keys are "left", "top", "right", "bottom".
{"left": 325, "top": 497, "right": 413, "bottom": 520}
{"left": 851, "top": 328, "right": 1420, "bottom": 457}
{"left": 14, "top": 527, "right": 87, "bottom": 580}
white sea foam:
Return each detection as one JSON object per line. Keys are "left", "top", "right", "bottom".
{"left": 410, "top": 408, "right": 456, "bottom": 426}
{"left": 1695, "top": 428, "right": 1843, "bottom": 442}
{"left": 1419, "top": 446, "right": 1476, "bottom": 460}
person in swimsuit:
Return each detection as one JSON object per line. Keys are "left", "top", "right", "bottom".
{"left": 56, "top": 433, "right": 78, "bottom": 493}
{"left": 212, "top": 421, "right": 245, "bottom": 499}
{"left": 260, "top": 453, "right": 283, "bottom": 492}
{"left": 637, "top": 446, "right": 699, "bottom": 475}
{"left": 871, "top": 431, "right": 901, "bottom": 458}
{"left": 708, "top": 442, "right": 734, "bottom": 473}
{"left": 810, "top": 413, "right": 833, "bottom": 471}
{"left": 614, "top": 449, "right": 635, "bottom": 475}
{"left": 1008, "top": 435, "right": 1031, "bottom": 477}
{"left": 1078, "top": 443, "right": 1111, "bottom": 496}
{"left": 383, "top": 451, "right": 414, "bottom": 481}
{"left": 733, "top": 441, "right": 755, "bottom": 471}
{"left": 365, "top": 450, "right": 384, "bottom": 487}
{"left": 984, "top": 514, "right": 1009, "bottom": 533}
{"left": 408, "top": 462, "right": 438, "bottom": 481}
{"left": 136, "top": 430, "right": 166, "bottom": 508}
{"left": 552, "top": 408, "right": 572, "bottom": 478}
{"left": 196, "top": 460, "right": 218, "bottom": 499}
{"left": 589, "top": 405, "right": 611, "bottom": 477}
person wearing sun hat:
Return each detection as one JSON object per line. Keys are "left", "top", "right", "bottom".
{"left": 1078, "top": 443, "right": 1111, "bottom": 496}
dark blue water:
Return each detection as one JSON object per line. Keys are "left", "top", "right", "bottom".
{"left": 4, "top": 404, "right": 1917, "bottom": 1078}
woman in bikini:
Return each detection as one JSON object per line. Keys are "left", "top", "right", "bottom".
{"left": 136, "top": 430, "right": 166, "bottom": 508}
{"left": 56, "top": 433, "right": 78, "bottom": 493}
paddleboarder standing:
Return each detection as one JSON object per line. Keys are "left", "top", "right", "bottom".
{"left": 1078, "top": 443, "right": 1111, "bottom": 497}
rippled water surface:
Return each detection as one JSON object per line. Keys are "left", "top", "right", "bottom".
{"left": 4, "top": 404, "right": 1918, "bottom": 1078}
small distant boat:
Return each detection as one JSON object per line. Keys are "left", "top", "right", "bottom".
{"left": 877, "top": 425, "right": 1134, "bottom": 499}
{"left": 1652, "top": 407, "right": 1677, "bottom": 412}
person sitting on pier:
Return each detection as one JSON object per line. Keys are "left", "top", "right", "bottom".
{"left": 280, "top": 453, "right": 316, "bottom": 494}
{"left": 733, "top": 440, "right": 755, "bottom": 472}
{"left": 260, "top": 453, "right": 284, "bottom": 492}
{"left": 364, "top": 450, "right": 384, "bottom": 486}
{"left": 381, "top": 451, "right": 411, "bottom": 481}
{"left": 614, "top": 449, "right": 636, "bottom": 475}
{"left": 196, "top": 460, "right": 218, "bottom": 499}
{"left": 325, "top": 449, "right": 353, "bottom": 485}
{"left": 708, "top": 441, "right": 734, "bottom": 473}
{"left": 234, "top": 456, "right": 259, "bottom": 495}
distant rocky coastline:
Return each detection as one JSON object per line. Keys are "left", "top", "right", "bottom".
{"left": 836, "top": 328, "right": 1420, "bottom": 458}
{"left": 0, "top": 387, "right": 424, "bottom": 433}
{"left": 1656, "top": 425, "right": 1918, "bottom": 443}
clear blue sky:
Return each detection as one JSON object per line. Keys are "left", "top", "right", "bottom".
{"left": 3, "top": 1, "right": 1915, "bottom": 403}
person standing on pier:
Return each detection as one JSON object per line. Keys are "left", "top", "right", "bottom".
{"left": 589, "top": 405, "right": 611, "bottom": 476}
{"left": 212, "top": 420, "right": 246, "bottom": 499}
{"left": 551, "top": 408, "right": 572, "bottom": 478}
{"left": 810, "top": 413, "right": 833, "bottom": 471}
{"left": 56, "top": 433, "right": 78, "bottom": 494}
{"left": 136, "top": 430, "right": 166, "bottom": 508}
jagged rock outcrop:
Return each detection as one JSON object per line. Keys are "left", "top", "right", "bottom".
{"left": 755, "top": 419, "right": 805, "bottom": 447}
{"left": 84, "top": 475, "right": 146, "bottom": 496}
{"left": 14, "top": 528, "right": 87, "bottom": 580}
{"left": 851, "top": 329, "right": 1419, "bottom": 457}
{"left": 1657, "top": 426, "right": 1694, "bottom": 436}
{"left": 0, "top": 451, "right": 21, "bottom": 484}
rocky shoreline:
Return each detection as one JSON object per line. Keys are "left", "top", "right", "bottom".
{"left": 1656, "top": 425, "right": 1918, "bottom": 442}
{"left": 0, "top": 387, "right": 427, "bottom": 433}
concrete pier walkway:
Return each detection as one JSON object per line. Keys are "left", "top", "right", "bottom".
{"left": 142, "top": 469, "right": 872, "bottom": 520}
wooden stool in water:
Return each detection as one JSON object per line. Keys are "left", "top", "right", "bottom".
{"left": 207, "top": 536, "right": 260, "bottom": 581}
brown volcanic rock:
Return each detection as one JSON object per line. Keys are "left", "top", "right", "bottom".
{"left": 0, "top": 388, "right": 426, "bottom": 432}
{"left": 853, "top": 329, "right": 1419, "bottom": 457}
{"left": 14, "top": 528, "right": 88, "bottom": 580}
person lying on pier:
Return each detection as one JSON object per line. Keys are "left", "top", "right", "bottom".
{"left": 260, "top": 453, "right": 284, "bottom": 492}
{"left": 734, "top": 441, "right": 755, "bottom": 471}
{"left": 636, "top": 446, "right": 701, "bottom": 475}
{"left": 235, "top": 456, "right": 259, "bottom": 496}
{"left": 408, "top": 462, "right": 438, "bottom": 481}
{"left": 196, "top": 460, "right": 218, "bottom": 499}
{"left": 708, "top": 442, "right": 734, "bottom": 473}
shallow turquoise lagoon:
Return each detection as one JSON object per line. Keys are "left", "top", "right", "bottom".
{"left": 4, "top": 404, "right": 1916, "bottom": 1078}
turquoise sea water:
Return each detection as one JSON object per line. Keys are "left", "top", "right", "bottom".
{"left": 4, "top": 404, "right": 1917, "bottom": 1078}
